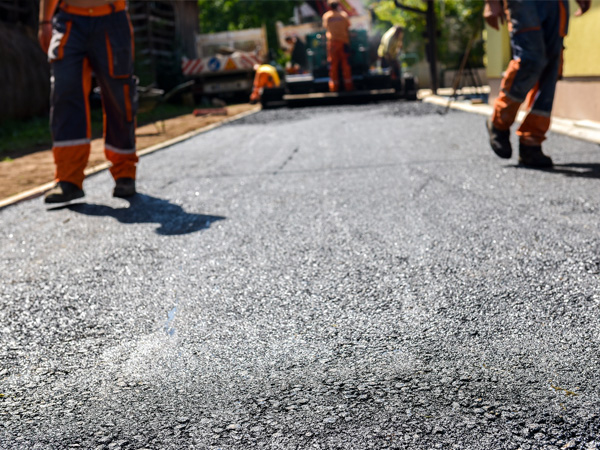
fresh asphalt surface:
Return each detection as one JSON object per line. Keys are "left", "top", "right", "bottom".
{"left": 1, "top": 101, "right": 600, "bottom": 450}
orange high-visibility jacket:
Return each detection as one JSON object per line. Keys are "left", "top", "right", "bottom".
{"left": 322, "top": 10, "right": 350, "bottom": 44}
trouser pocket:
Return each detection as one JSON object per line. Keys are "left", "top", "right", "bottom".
{"left": 104, "top": 13, "right": 133, "bottom": 78}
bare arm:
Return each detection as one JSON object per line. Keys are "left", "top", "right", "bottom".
{"left": 575, "top": 0, "right": 591, "bottom": 16}
{"left": 483, "top": 0, "right": 505, "bottom": 31}
{"left": 38, "top": 0, "right": 59, "bottom": 53}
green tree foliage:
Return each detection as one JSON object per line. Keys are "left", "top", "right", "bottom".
{"left": 197, "top": 0, "right": 300, "bottom": 54}
{"left": 369, "top": 0, "right": 484, "bottom": 69}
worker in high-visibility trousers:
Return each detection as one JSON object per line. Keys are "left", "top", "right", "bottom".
{"left": 322, "top": 0, "right": 354, "bottom": 92}
{"left": 485, "top": 0, "right": 591, "bottom": 168}
{"left": 38, "top": 0, "right": 138, "bottom": 203}
{"left": 250, "top": 64, "right": 281, "bottom": 104}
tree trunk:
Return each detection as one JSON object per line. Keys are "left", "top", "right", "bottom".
{"left": 173, "top": 1, "right": 198, "bottom": 59}
{"left": 0, "top": 22, "right": 50, "bottom": 122}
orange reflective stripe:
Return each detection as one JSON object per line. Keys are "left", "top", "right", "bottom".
{"left": 558, "top": 1, "right": 567, "bottom": 37}
{"left": 56, "top": 20, "right": 72, "bottom": 60}
{"left": 123, "top": 83, "right": 132, "bottom": 122}
{"left": 60, "top": 1, "right": 126, "bottom": 16}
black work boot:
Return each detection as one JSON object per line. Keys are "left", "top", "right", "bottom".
{"left": 113, "top": 177, "right": 136, "bottom": 198}
{"left": 518, "top": 143, "right": 553, "bottom": 168}
{"left": 44, "top": 181, "right": 85, "bottom": 204}
{"left": 486, "top": 118, "right": 512, "bottom": 159}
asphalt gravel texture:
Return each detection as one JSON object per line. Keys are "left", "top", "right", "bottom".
{"left": 1, "top": 101, "right": 600, "bottom": 450}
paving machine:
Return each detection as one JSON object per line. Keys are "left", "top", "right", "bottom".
{"left": 261, "top": 26, "right": 418, "bottom": 108}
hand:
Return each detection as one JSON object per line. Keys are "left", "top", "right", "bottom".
{"left": 38, "top": 22, "right": 52, "bottom": 53}
{"left": 575, "top": 0, "right": 591, "bottom": 16}
{"left": 483, "top": 0, "right": 506, "bottom": 30}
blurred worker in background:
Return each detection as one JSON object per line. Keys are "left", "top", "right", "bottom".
{"left": 322, "top": 0, "right": 354, "bottom": 92}
{"left": 377, "top": 25, "right": 404, "bottom": 80}
{"left": 285, "top": 35, "right": 307, "bottom": 74}
{"left": 484, "top": 0, "right": 591, "bottom": 168}
{"left": 38, "top": 0, "right": 138, "bottom": 203}
{"left": 250, "top": 64, "right": 281, "bottom": 104}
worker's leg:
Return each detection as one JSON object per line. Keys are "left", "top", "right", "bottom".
{"left": 516, "top": 60, "right": 558, "bottom": 146}
{"left": 491, "top": 0, "right": 547, "bottom": 131}
{"left": 88, "top": 10, "right": 138, "bottom": 182}
{"left": 516, "top": 1, "right": 567, "bottom": 146}
{"left": 328, "top": 41, "right": 341, "bottom": 92}
{"left": 340, "top": 44, "right": 354, "bottom": 91}
{"left": 49, "top": 12, "right": 93, "bottom": 189}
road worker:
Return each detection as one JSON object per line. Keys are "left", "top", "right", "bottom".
{"left": 38, "top": 0, "right": 138, "bottom": 203}
{"left": 285, "top": 35, "right": 308, "bottom": 74}
{"left": 377, "top": 26, "right": 404, "bottom": 80}
{"left": 322, "top": 0, "right": 354, "bottom": 92}
{"left": 249, "top": 64, "right": 281, "bottom": 104}
{"left": 485, "top": 0, "right": 591, "bottom": 168}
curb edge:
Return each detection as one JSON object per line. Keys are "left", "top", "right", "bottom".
{"left": 0, "top": 106, "right": 261, "bottom": 211}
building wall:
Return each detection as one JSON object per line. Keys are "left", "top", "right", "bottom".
{"left": 563, "top": 0, "right": 600, "bottom": 76}
{"left": 485, "top": 0, "right": 600, "bottom": 122}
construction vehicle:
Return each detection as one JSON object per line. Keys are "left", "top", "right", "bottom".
{"left": 181, "top": 27, "right": 268, "bottom": 100}
{"left": 262, "top": 0, "right": 418, "bottom": 108}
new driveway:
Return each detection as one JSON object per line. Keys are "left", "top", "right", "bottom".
{"left": 1, "top": 101, "right": 599, "bottom": 449}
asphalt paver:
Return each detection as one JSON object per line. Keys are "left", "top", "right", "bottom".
{"left": 1, "top": 101, "right": 599, "bottom": 450}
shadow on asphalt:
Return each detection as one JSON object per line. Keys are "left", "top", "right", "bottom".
{"left": 512, "top": 162, "right": 600, "bottom": 179}
{"left": 49, "top": 193, "right": 225, "bottom": 235}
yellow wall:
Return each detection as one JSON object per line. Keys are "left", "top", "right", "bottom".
{"left": 485, "top": 0, "right": 600, "bottom": 78}
{"left": 484, "top": 25, "right": 511, "bottom": 79}
{"left": 563, "top": 0, "right": 600, "bottom": 76}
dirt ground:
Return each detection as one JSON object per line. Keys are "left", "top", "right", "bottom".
{"left": 0, "top": 103, "right": 258, "bottom": 201}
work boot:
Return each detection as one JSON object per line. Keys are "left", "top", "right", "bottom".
{"left": 44, "top": 181, "right": 85, "bottom": 204}
{"left": 113, "top": 177, "right": 136, "bottom": 198}
{"left": 518, "top": 143, "right": 553, "bottom": 168}
{"left": 486, "top": 118, "right": 512, "bottom": 159}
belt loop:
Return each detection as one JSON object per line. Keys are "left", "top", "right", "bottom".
{"left": 110, "top": 3, "right": 115, "bottom": 13}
